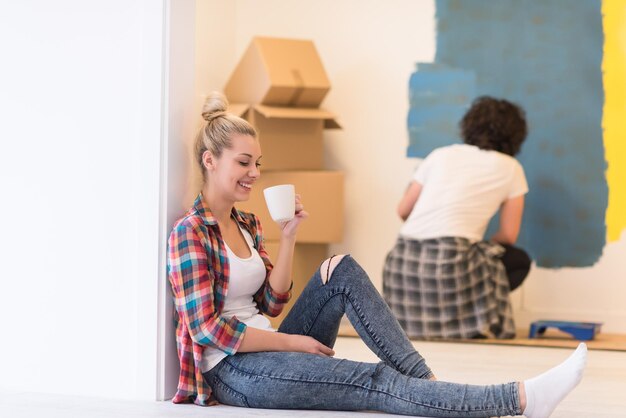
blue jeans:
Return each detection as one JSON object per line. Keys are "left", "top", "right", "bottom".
{"left": 203, "top": 255, "right": 522, "bottom": 417}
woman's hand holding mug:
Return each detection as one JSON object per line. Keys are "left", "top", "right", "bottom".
{"left": 263, "top": 184, "right": 308, "bottom": 239}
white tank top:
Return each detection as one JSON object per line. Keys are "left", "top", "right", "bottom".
{"left": 200, "top": 226, "right": 275, "bottom": 372}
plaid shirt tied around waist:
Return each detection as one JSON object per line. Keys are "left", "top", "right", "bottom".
{"left": 383, "top": 236, "right": 515, "bottom": 339}
{"left": 167, "top": 193, "right": 291, "bottom": 405}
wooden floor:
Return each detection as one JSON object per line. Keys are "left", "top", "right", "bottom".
{"left": 1, "top": 336, "right": 625, "bottom": 417}
{"left": 338, "top": 325, "right": 626, "bottom": 352}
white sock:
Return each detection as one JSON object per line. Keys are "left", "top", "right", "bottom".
{"left": 522, "top": 343, "right": 587, "bottom": 418}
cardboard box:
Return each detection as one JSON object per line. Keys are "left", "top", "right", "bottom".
{"left": 229, "top": 103, "right": 340, "bottom": 171}
{"left": 237, "top": 171, "right": 344, "bottom": 243}
{"left": 224, "top": 37, "right": 331, "bottom": 107}
{"left": 262, "top": 241, "right": 329, "bottom": 328}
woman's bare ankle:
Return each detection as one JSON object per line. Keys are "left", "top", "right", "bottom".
{"left": 518, "top": 381, "right": 526, "bottom": 411}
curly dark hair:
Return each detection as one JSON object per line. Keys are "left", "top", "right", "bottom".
{"left": 460, "top": 96, "right": 528, "bottom": 156}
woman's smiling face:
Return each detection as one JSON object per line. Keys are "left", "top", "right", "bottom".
{"left": 207, "top": 133, "right": 262, "bottom": 203}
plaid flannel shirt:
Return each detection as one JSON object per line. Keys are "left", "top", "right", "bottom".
{"left": 167, "top": 193, "right": 292, "bottom": 406}
{"left": 383, "top": 237, "right": 515, "bottom": 339}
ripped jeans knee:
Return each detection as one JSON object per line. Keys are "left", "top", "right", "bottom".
{"left": 319, "top": 254, "right": 347, "bottom": 284}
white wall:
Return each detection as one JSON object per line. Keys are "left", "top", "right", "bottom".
{"left": 190, "top": 1, "right": 238, "bottom": 196}
{"left": 158, "top": 0, "right": 197, "bottom": 401}
{"left": 0, "top": 0, "right": 166, "bottom": 400}
{"left": 196, "top": 0, "right": 626, "bottom": 333}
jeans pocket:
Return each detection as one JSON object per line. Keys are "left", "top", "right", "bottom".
{"left": 211, "top": 375, "right": 250, "bottom": 408}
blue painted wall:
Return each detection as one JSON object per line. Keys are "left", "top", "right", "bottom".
{"left": 408, "top": 0, "right": 607, "bottom": 267}
{"left": 407, "top": 64, "right": 475, "bottom": 157}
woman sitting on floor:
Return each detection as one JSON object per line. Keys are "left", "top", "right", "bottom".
{"left": 167, "top": 92, "right": 584, "bottom": 417}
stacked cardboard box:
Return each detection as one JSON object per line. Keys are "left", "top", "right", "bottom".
{"left": 225, "top": 37, "right": 344, "bottom": 327}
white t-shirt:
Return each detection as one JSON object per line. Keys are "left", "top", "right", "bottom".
{"left": 200, "top": 227, "right": 274, "bottom": 372}
{"left": 399, "top": 144, "right": 528, "bottom": 242}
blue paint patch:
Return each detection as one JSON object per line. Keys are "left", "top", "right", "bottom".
{"left": 416, "top": 0, "right": 607, "bottom": 267}
{"left": 407, "top": 64, "right": 475, "bottom": 157}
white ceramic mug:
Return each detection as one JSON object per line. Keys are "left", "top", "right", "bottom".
{"left": 263, "top": 184, "right": 296, "bottom": 223}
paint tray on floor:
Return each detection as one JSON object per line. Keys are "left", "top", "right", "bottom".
{"left": 529, "top": 320, "right": 603, "bottom": 341}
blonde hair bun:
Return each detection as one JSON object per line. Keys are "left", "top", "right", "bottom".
{"left": 194, "top": 91, "right": 256, "bottom": 181}
{"left": 201, "top": 91, "right": 228, "bottom": 122}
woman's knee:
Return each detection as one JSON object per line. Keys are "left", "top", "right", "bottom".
{"left": 502, "top": 246, "right": 532, "bottom": 291}
{"left": 520, "top": 249, "right": 532, "bottom": 270}
{"left": 319, "top": 254, "right": 349, "bottom": 284}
